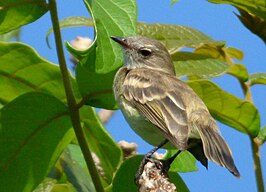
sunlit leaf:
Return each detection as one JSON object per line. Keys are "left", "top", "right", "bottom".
{"left": 172, "top": 51, "right": 229, "bottom": 78}
{"left": 0, "top": 42, "right": 78, "bottom": 105}
{"left": 165, "top": 150, "right": 198, "bottom": 172}
{"left": 250, "top": 73, "right": 266, "bottom": 86}
{"left": 137, "top": 22, "right": 223, "bottom": 54}
{"left": 0, "top": 0, "right": 48, "bottom": 34}
{"left": 224, "top": 47, "right": 244, "bottom": 61}
{"left": 67, "top": 0, "right": 137, "bottom": 73}
{"left": 227, "top": 64, "right": 249, "bottom": 82}
{"left": 0, "top": 92, "right": 74, "bottom": 192}
{"left": 187, "top": 80, "right": 260, "bottom": 137}
{"left": 194, "top": 43, "right": 243, "bottom": 64}
{"left": 208, "top": 0, "right": 266, "bottom": 20}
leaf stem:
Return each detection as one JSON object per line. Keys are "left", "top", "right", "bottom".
{"left": 48, "top": 1, "right": 104, "bottom": 192}
{"left": 240, "top": 81, "right": 264, "bottom": 191}
{"left": 250, "top": 137, "right": 265, "bottom": 192}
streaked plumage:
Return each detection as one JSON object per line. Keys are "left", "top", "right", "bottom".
{"left": 112, "top": 36, "right": 240, "bottom": 177}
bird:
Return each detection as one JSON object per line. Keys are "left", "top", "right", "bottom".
{"left": 111, "top": 35, "right": 240, "bottom": 177}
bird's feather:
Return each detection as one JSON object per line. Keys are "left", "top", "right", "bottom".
{"left": 123, "top": 68, "right": 190, "bottom": 150}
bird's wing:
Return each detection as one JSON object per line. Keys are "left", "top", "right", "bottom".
{"left": 122, "top": 69, "right": 189, "bottom": 150}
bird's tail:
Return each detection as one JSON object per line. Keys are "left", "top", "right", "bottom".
{"left": 196, "top": 121, "right": 240, "bottom": 177}
{"left": 191, "top": 110, "right": 240, "bottom": 177}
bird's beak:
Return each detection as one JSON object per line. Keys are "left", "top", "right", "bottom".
{"left": 110, "top": 36, "right": 130, "bottom": 48}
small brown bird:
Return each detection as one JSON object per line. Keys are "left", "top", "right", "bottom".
{"left": 111, "top": 35, "right": 240, "bottom": 177}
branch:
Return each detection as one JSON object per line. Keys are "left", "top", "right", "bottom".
{"left": 136, "top": 159, "right": 176, "bottom": 192}
{"left": 240, "top": 81, "right": 264, "bottom": 192}
{"left": 48, "top": 1, "right": 104, "bottom": 191}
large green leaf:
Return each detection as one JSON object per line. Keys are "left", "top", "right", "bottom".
{"left": 137, "top": 22, "right": 223, "bottom": 54}
{"left": 172, "top": 52, "right": 229, "bottom": 78}
{"left": 112, "top": 155, "right": 141, "bottom": 192}
{"left": 208, "top": 0, "right": 266, "bottom": 20}
{"left": 66, "top": 0, "right": 136, "bottom": 109}
{"left": 165, "top": 150, "right": 198, "bottom": 173}
{"left": 249, "top": 73, "right": 266, "bottom": 86}
{"left": 0, "top": 92, "right": 74, "bottom": 192}
{"left": 76, "top": 64, "right": 117, "bottom": 109}
{"left": 0, "top": 0, "right": 48, "bottom": 34}
{"left": 80, "top": 106, "right": 122, "bottom": 186}
{"left": 67, "top": 0, "right": 137, "bottom": 73}
{"left": 187, "top": 80, "right": 260, "bottom": 137}
{"left": 0, "top": 42, "right": 78, "bottom": 105}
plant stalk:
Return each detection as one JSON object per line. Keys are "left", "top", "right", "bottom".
{"left": 240, "top": 81, "right": 264, "bottom": 192}
{"left": 48, "top": 1, "right": 104, "bottom": 191}
{"left": 250, "top": 137, "right": 265, "bottom": 192}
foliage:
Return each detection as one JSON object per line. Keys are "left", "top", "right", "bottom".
{"left": 0, "top": 0, "right": 265, "bottom": 191}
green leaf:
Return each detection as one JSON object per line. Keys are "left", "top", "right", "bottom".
{"left": 249, "top": 73, "right": 266, "bottom": 86}
{"left": 60, "top": 146, "right": 95, "bottom": 192}
{"left": 0, "top": 42, "right": 78, "bottom": 105}
{"left": 258, "top": 126, "right": 266, "bottom": 144}
{"left": 208, "top": 0, "right": 266, "bottom": 20}
{"left": 165, "top": 150, "right": 198, "bottom": 172}
{"left": 194, "top": 43, "right": 244, "bottom": 64}
{"left": 236, "top": 9, "right": 266, "bottom": 44}
{"left": 224, "top": 47, "right": 244, "bottom": 61}
{"left": 227, "top": 64, "right": 249, "bottom": 82}
{"left": 0, "top": 0, "right": 48, "bottom": 34}
{"left": 67, "top": 0, "right": 137, "bottom": 109}
{"left": 80, "top": 106, "right": 122, "bottom": 186}
{"left": 172, "top": 52, "right": 230, "bottom": 78}
{"left": 68, "top": 0, "right": 137, "bottom": 73}
{"left": 168, "top": 172, "right": 190, "bottom": 192}
{"left": 112, "top": 155, "right": 141, "bottom": 192}
{"left": 137, "top": 22, "right": 223, "bottom": 54}
{"left": 0, "top": 92, "right": 74, "bottom": 192}
{"left": 187, "top": 80, "right": 260, "bottom": 137}
{"left": 76, "top": 64, "right": 117, "bottom": 109}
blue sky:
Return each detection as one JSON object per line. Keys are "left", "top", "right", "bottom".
{"left": 21, "top": 0, "right": 266, "bottom": 191}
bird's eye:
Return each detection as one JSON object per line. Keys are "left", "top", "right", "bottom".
{"left": 139, "top": 48, "right": 152, "bottom": 57}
